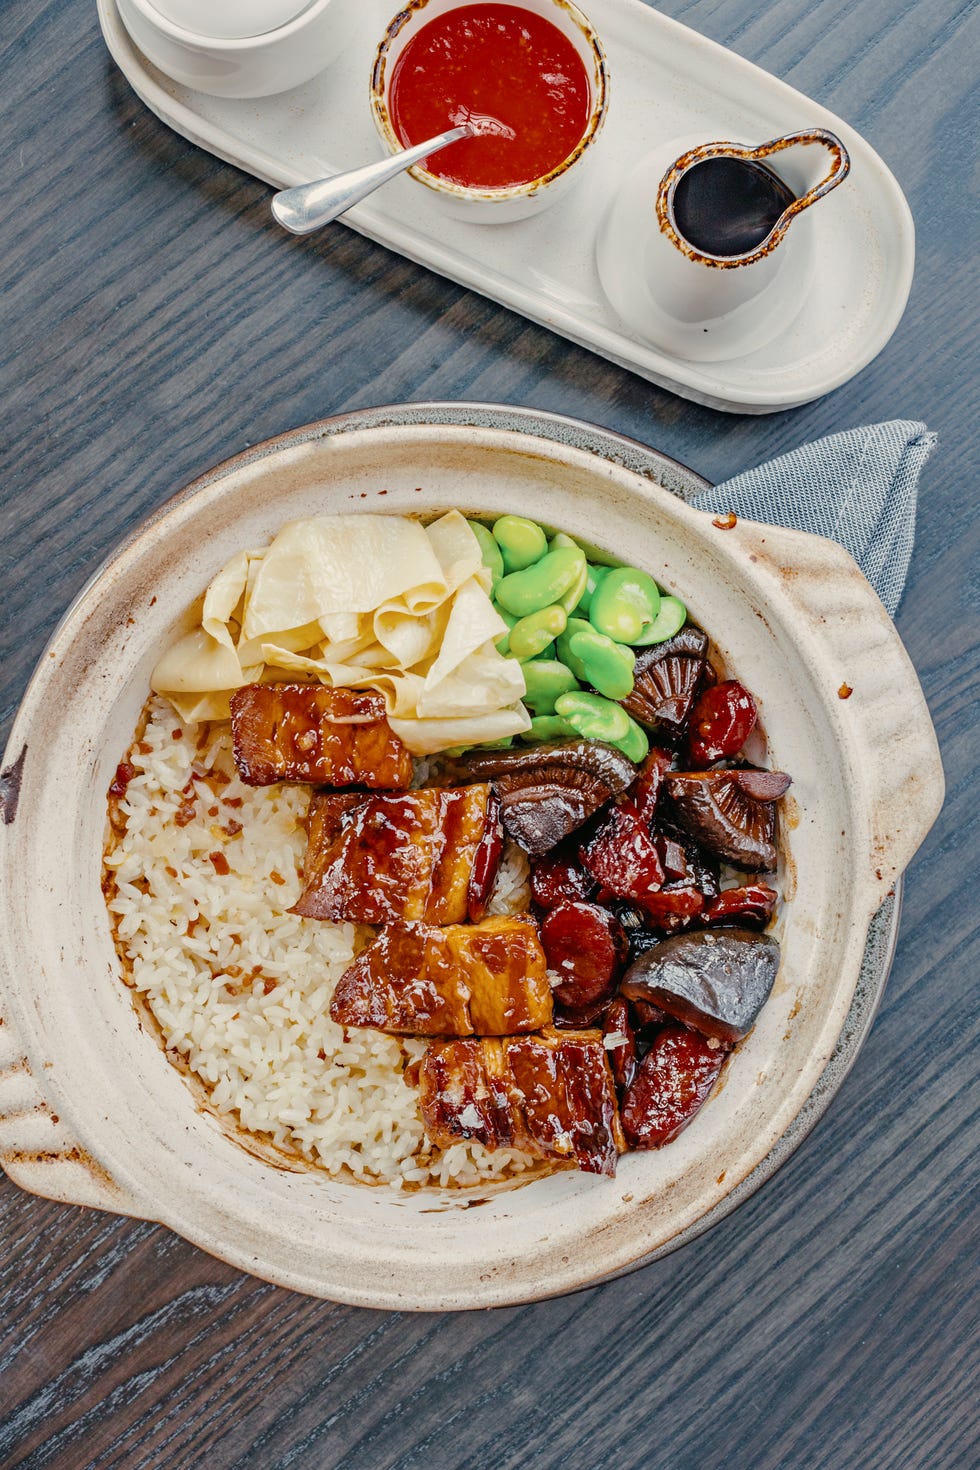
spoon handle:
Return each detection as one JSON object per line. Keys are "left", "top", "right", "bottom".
{"left": 271, "top": 125, "right": 473, "bottom": 234}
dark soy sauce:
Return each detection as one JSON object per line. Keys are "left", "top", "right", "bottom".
{"left": 672, "top": 157, "right": 796, "bottom": 257}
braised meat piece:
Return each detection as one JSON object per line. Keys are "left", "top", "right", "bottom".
{"left": 579, "top": 748, "right": 673, "bottom": 902}
{"left": 602, "top": 997, "right": 638, "bottom": 1093}
{"left": 329, "top": 916, "right": 552, "bottom": 1036}
{"left": 628, "top": 747, "right": 675, "bottom": 821}
{"left": 581, "top": 801, "right": 665, "bottom": 901}
{"left": 230, "top": 683, "right": 413, "bottom": 788}
{"left": 419, "top": 1029, "right": 626, "bottom": 1176}
{"left": 627, "top": 885, "right": 705, "bottom": 933}
{"left": 702, "top": 883, "right": 778, "bottom": 928}
{"left": 621, "top": 1024, "right": 727, "bottom": 1148}
{"left": 529, "top": 841, "right": 597, "bottom": 909}
{"left": 292, "top": 784, "right": 498, "bottom": 925}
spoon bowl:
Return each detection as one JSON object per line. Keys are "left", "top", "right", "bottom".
{"left": 271, "top": 121, "right": 479, "bottom": 234}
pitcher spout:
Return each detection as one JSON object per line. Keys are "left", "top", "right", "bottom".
{"left": 656, "top": 129, "right": 851, "bottom": 269}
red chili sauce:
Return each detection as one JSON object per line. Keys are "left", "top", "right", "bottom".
{"left": 387, "top": 4, "right": 593, "bottom": 190}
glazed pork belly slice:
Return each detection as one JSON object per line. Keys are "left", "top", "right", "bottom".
{"left": 419, "top": 1029, "right": 626, "bottom": 1176}
{"left": 329, "top": 916, "right": 552, "bottom": 1036}
{"left": 292, "top": 784, "right": 500, "bottom": 925}
{"left": 230, "top": 683, "right": 413, "bottom": 788}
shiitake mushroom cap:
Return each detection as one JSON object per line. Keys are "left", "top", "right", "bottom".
{"left": 621, "top": 927, "right": 780, "bottom": 1044}
{"left": 432, "top": 740, "right": 636, "bottom": 857}
{"left": 620, "top": 626, "right": 709, "bottom": 739}
{"left": 433, "top": 739, "right": 634, "bottom": 789}
{"left": 665, "top": 768, "right": 791, "bottom": 870}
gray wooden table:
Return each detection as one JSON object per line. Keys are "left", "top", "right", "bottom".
{"left": 1, "top": 1, "right": 977, "bottom": 1466}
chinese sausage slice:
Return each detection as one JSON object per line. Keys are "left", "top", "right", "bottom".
{"left": 230, "top": 683, "right": 413, "bottom": 788}
{"left": 330, "top": 916, "right": 552, "bottom": 1036}
{"left": 420, "top": 1029, "right": 625, "bottom": 1176}
{"left": 292, "top": 784, "right": 501, "bottom": 925}
{"left": 621, "top": 1025, "right": 727, "bottom": 1149}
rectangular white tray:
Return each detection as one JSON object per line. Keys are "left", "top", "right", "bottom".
{"left": 98, "top": 0, "right": 914, "bottom": 414}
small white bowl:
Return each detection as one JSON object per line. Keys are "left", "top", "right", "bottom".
{"left": 370, "top": 0, "right": 609, "bottom": 223}
{"left": 151, "top": 1, "right": 313, "bottom": 40}
{"left": 117, "top": 0, "right": 355, "bottom": 98}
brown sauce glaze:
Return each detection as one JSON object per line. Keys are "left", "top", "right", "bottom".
{"left": 292, "top": 784, "right": 496, "bottom": 924}
{"left": 329, "top": 915, "right": 552, "bottom": 1036}
{"left": 230, "top": 683, "right": 413, "bottom": 788}
{"left": 420, "top": 1029, "right": 624, "bottom": 1176}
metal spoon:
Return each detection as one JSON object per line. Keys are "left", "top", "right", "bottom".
{"left": 271, "top": 123, "right": 476, "bottom": 235}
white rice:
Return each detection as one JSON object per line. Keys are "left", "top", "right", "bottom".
{"left": 103, "top": 698, "right": 535, "bottom": 1189}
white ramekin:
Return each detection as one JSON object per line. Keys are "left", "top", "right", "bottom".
{"left": 117, "top": 0, "right": 355, "bottom": 98}
{"left": 370, "top": 0, "right": 609, "bottom": 223}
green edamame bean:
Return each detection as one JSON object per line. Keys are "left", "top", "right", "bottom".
{"left": 568, "top": 628, "right": 636, "bottom": 701}
{"left": 632, "top": 596, "right": 688, "bottom": 646}
{"left": 520, "top": 715, "right": 578, "bottom": 742}
{"left": 554, "top": 691, "right": 631, "bottom": 743}
{"left": 495, "top": 547, "right": 586, "bottom": 617}
{"left": 575, "top": 563, "right": 611, "bottom": 615}
{"left": 494, "top": 607, "right": 518, "bottom": 655}
{"left": 492, "top": 515, "right": 548, "bottom": 572}
{"left": 555, "top": 615, "right": 593, "bottom": 681}
{"left": 467, "top": 519, "right": 504, "bottom": 583}
{"left": 508, "top": 604, "right": 567, "bottom": 661}
{"left": 521, "top": 658, "right": 581, "bottom": 715}
{"left": 590, "top": 566, "right": 661, "bottom": 643}
{"left": 616, "top": 716, "right": 649, "bottom": 763}
{"left": 558, "top": 556, "right": 589, "bottom": 614}
{"left": 549, "top": 531, "right": 581, "bottom": 552}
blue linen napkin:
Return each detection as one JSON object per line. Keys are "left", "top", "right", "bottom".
{"left": 693, "top": 421, "right": 937, "bottom": 616}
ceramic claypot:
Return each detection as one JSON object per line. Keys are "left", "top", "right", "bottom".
{"left": 0, "top": 406, "right": 942, "bottom": 1309}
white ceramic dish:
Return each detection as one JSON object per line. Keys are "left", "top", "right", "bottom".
{"left": 597, "top": 132, "right": 844, "bottom": 363}
{"left": 369, "top": 0, "right": 609, "bottom": 223}
{"left": 116, "top": 0, "right": 354, "bottom": 98}
{"left": 0, "top": 405, "right": 943, "bottom": 1309}
{"left": 99, "top": 0, "right": 914, "bottom": 412}
{"left": 153, "top": 0, "right": 313, "bottom": 39}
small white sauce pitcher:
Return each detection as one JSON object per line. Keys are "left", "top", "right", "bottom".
{"left": 597, "top": 130, "right": 850, "bottom": 363}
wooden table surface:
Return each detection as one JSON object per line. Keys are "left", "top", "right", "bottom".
{"left": 1, "top": 1, "right": 977, "bottom": 1465}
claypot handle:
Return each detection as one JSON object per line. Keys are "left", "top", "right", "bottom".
{"left": 0, "top": 1001, "right": 143, "bottom": 1217}
{"left": 710, "top": 515, "right": 943, "bottom": 904}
